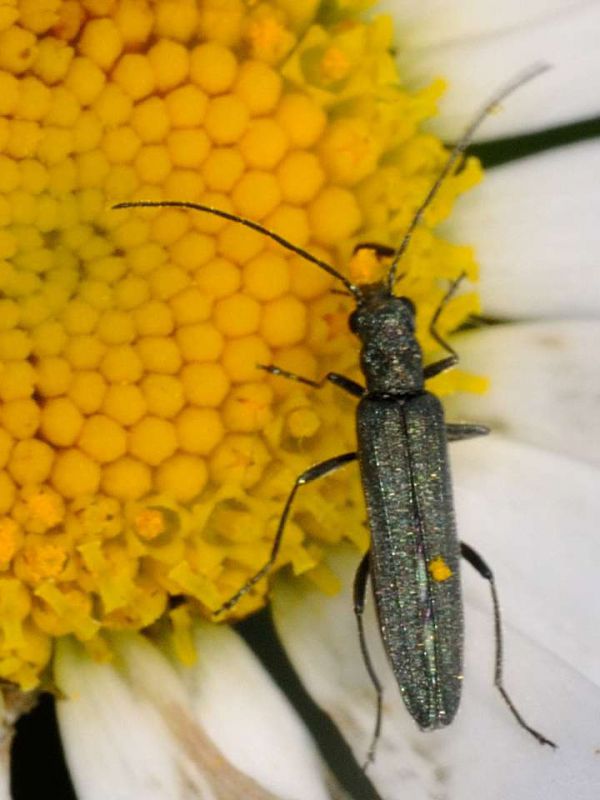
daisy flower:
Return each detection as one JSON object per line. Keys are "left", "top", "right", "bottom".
{"left": 0, "top": 1, "right": 598, "bottom": 799}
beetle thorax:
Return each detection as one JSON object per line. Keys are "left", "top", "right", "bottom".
{"left": 349, "top": 289, "right": 424, "bottom": 396}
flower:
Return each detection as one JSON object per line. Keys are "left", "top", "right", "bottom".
{"left": 2, "top": 1, "right": 599, "bottom": 799}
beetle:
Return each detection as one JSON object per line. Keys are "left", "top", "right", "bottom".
{"left": 114, "top": 62, "right": 555, "bottom": 762}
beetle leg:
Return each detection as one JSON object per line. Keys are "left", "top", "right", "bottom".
{"left": 446, "top": 422, "right": 490, "bottom": 441}
{"left": 213, "top": 452, "right": 358, "bottom": 616}
{"left": 460, "top": 541, "right": 557, "bottom": 748}
{"left": 258, "top": 363, "right": 364, "bottom": 397}
{"left": 353, "top": 551, "right": 384, "bottom": 769}
{"left": 424, "top": 355, "right": 458, "bottom": 380}
{"left": 429, "top": 272, "right": 467, "bottom": 359}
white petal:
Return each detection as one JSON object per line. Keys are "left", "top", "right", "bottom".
{"left": 441, "top": 604, "right": 600, "bottom": 800}
{"left": 55, "top": 636, "right": 191, "bottom": 800}
{"left": 386, "top": 2, "right": 600, "bottom": 139}
{"left": 172, "top": 622, "right": 332, "bottom": 800}
{"left": 379, "top": 0, "right": 587, "bottom": 48}
{"left": 452, "top": 434, "right": 600, "bottom": 686}
{"left": 440, "top": 140, "right": 600, "bottom": 318}
{"left": 444, "top": 321, "right": 600, "bottom": 466}
{"left": 56, "top": 629, "right": 331, "bottom": 800}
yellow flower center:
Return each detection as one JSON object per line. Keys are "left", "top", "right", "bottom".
{"left": 0, "top": 0, "right": 485, "bottom": 689}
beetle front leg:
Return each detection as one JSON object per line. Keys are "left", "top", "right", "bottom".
{"left": 460, "top": 541, "right": 556, "bottom": 748}
{"left": 213, "top": 452, "right": 358, "bottom": 616}
{"left": 259, "top": 363, "right": 364, "bottom": 398}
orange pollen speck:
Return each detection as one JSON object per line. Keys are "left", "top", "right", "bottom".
{"left": 349, "top": 249, "right": 386, "bottom": 284}
{"left": 428, "top": 556, "right": 453, "bottom": 583}
{"left": 321, "top": 47, "right": 350, "bottom": 82}
{"left": 247, "top": 18, "right": 286, "bottom": 54}
{"left": 135, "top": 509, "right": 166, "bottom": 540}
{"left": 26, "top": 492, "right": 64, "bottom": 527}
{"left": 23, "top": 544, "right": 67, "bottom": 581}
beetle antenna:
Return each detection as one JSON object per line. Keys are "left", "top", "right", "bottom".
{"left": 387, "top": 62, "right": 551, "bottom": 293}
{"left": 113, "top": 200, "right": 362, "bottom": 299}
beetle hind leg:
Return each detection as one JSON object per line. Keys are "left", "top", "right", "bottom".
{"left": 353, "top": 551, "right": 384, "bottom": 769}
{"left": 460, "top": 541, "right": 557, "bottom": 748}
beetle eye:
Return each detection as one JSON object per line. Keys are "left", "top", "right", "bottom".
{"left": 348, "top": 309, "right": 359, "bottom": 333}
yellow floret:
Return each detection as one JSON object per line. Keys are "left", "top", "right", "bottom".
{"left": 64, "top": 335, "right": 106, "bottom": 370}
{"left": 0, "top": 471, "right": 16, "bottom": 514}
{"left": 61, "top": 299, "right": 99, "bottom": 335}
{"left": 14, "top": 77, "right": 51, "bottom": 121}
{"left": 141, "top": 374, "right": 184, "bottom": 419}
{"left": 136, "top": 336, "right": 182, "bottom": 374}
{"left": 78, "top": 415, "right": 127, "bottom": 463}
{"left": 149, "top": 265, "right": 188, "bottom": 300}
{"left": 0, "top": 429, "right": 13, "bottom": 468}
{"left": 164, "top": 85, "right": 207, "bottom": 128}
{"left": 190, "top": 42, "right": 237, "bottom": 95}
{"left": 112, "top": 53, "right": 155, "bottom": 100}
{"left": 96, "top": 310, "right": 136, "bottom": 345}
{"left": 68, "top": 371, "right": 107, "bottom": 415}
{"left": 64, "top": 56, "right": 106, "bottom": 106}
{"left": 194, "top": 257, "right": 240, "bottom": 297}
{"left": 101, "top": 456, "right": 151, "bottom": 501}
{"left": 209, "top": 433, "right": 270, "bottom": 489}
{"left": 148, "top": 39, "right": 190, "bottom": 92}
{"left": 103, "top": 127, "right": 140, "bottom": 164}
{"left": 131, "top": 97, "right": 170, "bottom": 144}
{"left": 175, "top": 407, "right": 224, "bottom": 455}
{"left": 222, "top": 383, "right": 273, "bottom": 432}
{"left": 100, "top": 345, "right": 144, "bottom": 383}
{"left": 213, "top": 292, "right": 261, "bottom": 337}
{"left": 113, "top": 276, "right": 149, "bottom": 310}
{"left": 93, "top": 83, "right": 132, "bottom": 126}
{"left": 0, "top": 25, "right": 37, "bottom": 74}
{"left": 154, "top": 0, "right": 199, "bottom": 41}
{"left": 35, "top": 357, "right": 72, "bottom": 398}
{"left": 129, "top": 416, "right": 177, "bottom": 466}
{"left": 133, "top": 300, "right": 174, "bottom": 336}
{"left": 287, "top": 407, "right": 321, "bottom": 439}
{"left": 155, "top": 453, "right": 208, "bottom": 503}
{"left": 79, "top": 18, "right": 123, "bottom": 70}
{"left": 51, "top": 448, "right": 101, "bottom": 499}
{"left": 0, "top": 361, "right": 34, "bottom": 402}
{"left": 200, "top": 147, "right": 244, "bottom": 192}
{"left": 0, "top": 518, "right": 21, "bottom": 564}
{"left": 169, "top": 286, "right": 212, "bottom": 326}
{"left": 240, "top": 118, "right": 288, "bottom": 169}
{"left": 32, "top": 37, "right": 74, "bottom": 84}
{"left": 176, "top": 322, "right": 224, "bottom": 362}
{"left": 135, "top": 144, "right": 171, "bottom": 184}
{"left": 232, "top": 170, "right": 281, "bottom": 220}
{"left": 0, "top": 330, "right": 31, "bottom": 360}
{"left": 204, "top": 94, "right": 248, "bottom": 144}
{"left": 234, "top": 60, "right": 281, "bottom": 115}
{"left": 8, "top": 439, "right": 54, "bottom": 486}
{"left": 180, "top": 362, "right": 230, "bottom": 407}
{"left": 40, "top": 397, "right": 83, "bottom": 447}
{"left": 261, "top": 295, "right": 307, "bottom": 348}
{"left": 243, "top": 252, "right": 290, "bottom": 301}
{"left": 277, "top": 151, "right": 325, "bottom": 205}
{"left": 113, "top": 0, "right": 153, "bottom": 46}
{"left": 276, "top": 93, "right": 326, "bottom": 148}
{"left": 0, "top": 71, "right": 19, "bottom": 115}
{"left": 166, "top": 129, "right": 210, "bottom": 169}
{"left": 308, "top": 186, "right": 362, "bottom": 244}
{"left": 221, "top": 335, "right": 271, "bottom": 383}
{"left": 102, "top": 384, "right": 147, "bottom": 426}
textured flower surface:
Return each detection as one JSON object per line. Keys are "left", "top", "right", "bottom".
{"left": 1, "top": 1, "right": 600, "bottom": 799}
